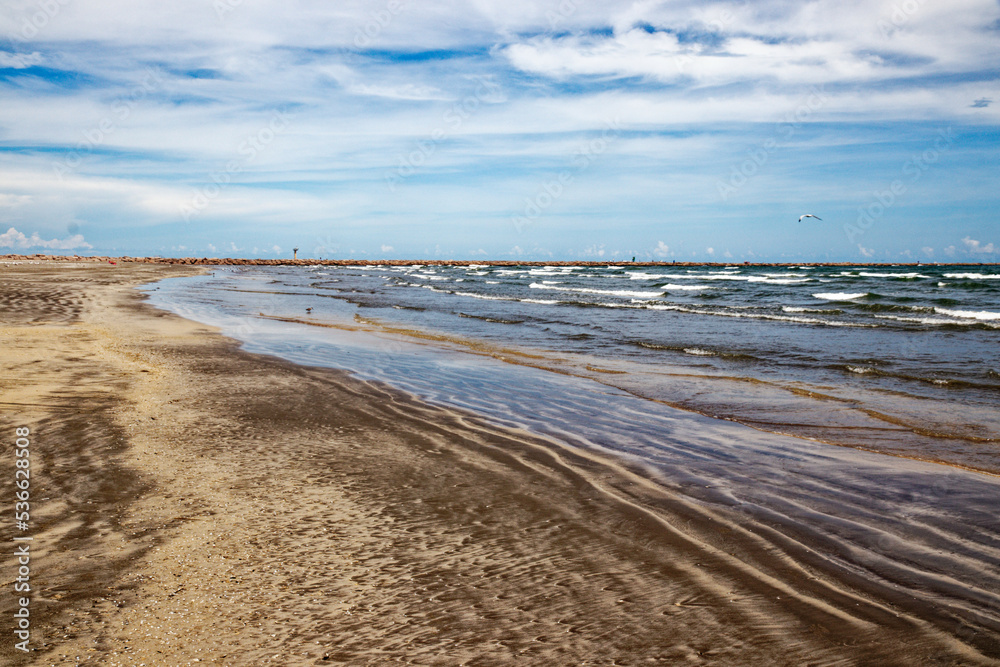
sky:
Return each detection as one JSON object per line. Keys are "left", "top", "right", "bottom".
{"left": 0, "top": 0, "right": 998, "bottom": 261}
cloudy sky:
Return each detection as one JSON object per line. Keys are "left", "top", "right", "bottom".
{"left": 1, "top": 0, "right": 998, "bottom": 260}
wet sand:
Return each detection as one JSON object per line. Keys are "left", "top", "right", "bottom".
{"left": 1, "top": 262, "right": 997, "bottom": 665}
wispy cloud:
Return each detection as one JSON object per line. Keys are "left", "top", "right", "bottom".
{"left": 0, "top": 0, "right": 997, "bottom": 259}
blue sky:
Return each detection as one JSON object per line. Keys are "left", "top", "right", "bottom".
{"left": 0, "top": 0, "right": 998, "bottom": 261}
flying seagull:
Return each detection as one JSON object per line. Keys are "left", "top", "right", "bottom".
{"left": 798, "top": 214, "right": 822, "bottom": 222}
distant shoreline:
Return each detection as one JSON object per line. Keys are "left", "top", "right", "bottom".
{"left": 3, "top": 254, "right": 998, "bottom": 268}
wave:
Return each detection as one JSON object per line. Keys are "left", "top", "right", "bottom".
{"left": 782, "top": 306, "right": 842, "bottom": 314}
{"left": 643, "top": 303, "right": 874, "bottom": 327}
{"left": 529, "top": 283, "right": 663, "bottom": 298}
{"left": 447, "top": 290, "right": 509, "bottom": 301}
{"left": 629, "top": 273, "right": 677, "bottom": 280}
{"left": 874, "top": 314, "right": 1000, "bottom": 329}
{"left": 658, "top": 283, "right": 714, "bottom": 291}
{"left": 856, "top": 272, "right": 930, "bottom": 279}
{"left": 850, "top": 303, "right": 934, "bottom": 314}
{"left": 935, "top": 307, "right": 1000, "bottom": 321}
{"left": 458, "top": 313, "right": 525, "bottom": 325}
{"left": 813, "top": 292, "right": 868, "bottom": 301}
{"left": 943, "top": 273, "right": 1000, "bottom": 280}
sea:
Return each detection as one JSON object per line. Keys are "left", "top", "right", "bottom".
{"left": 143, "top": 262, "right": 1000, "bottom": 640}
{"left": 146, "top": 262, "right": 1000, "bottom": 472}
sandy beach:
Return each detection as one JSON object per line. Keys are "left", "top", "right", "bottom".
{"left": 1, "top": 262, "right": 997, "bottom": 665}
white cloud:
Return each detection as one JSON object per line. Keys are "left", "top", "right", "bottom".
{"left": 653, "top": 241, "right": 670, "bottom": 257}
{"left": 705, "top": 247, "right": 714, "bottom": 256}
{"left": 858, "top": 244, "right": 875, "bottom": 257}
{"left": 944, "top": 245, "right": 956, "bottom": 256}
{"left": 207, "top": 243, "right": 217, "bottom": 253}
{"left": 380, "top": 244, "right": 394, "bottom": 252}
{"left": 0, "top": 52, "right": 44, "bottom": 69}
{"left": 348, "top": 83, "right": 448, "bottom": 101}
{"left": 921, "top": 246, "right": 934, "bottom": 256}
{"left": 0, "top": 227, "right": 92, "bottom": 250}
{"left": 962, "top": 236, "right": 996, "bottom": 254}
{"left": 271, "top": 245, "right": 282, "bottom": 254}
{"left": 502, "top": 0, "right": 1000, "bottom": 90}
{"left": 0, "top": 1, "right": 996, "bottom": 260}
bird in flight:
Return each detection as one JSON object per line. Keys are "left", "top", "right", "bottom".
{"left": 798, "top": 214, "right": 822, "bottom": 222}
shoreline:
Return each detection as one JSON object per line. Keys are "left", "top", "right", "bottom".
{"left": 3, "top": 254, "right": 999, "bottom": 268}
{"left": 2, "top": 263, "right": 998, "bottom": 664}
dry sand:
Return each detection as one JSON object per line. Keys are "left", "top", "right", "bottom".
{"left": 0, "top": 262, "right": 996, "bottom": 665}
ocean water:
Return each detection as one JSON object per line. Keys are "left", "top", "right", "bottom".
{"left": 147, "top": 263, "right": 1000, "bottom": 473}
{"left": 142, "top": 264, "right": 1000, "bottom": 645}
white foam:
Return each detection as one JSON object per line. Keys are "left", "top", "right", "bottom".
{"left": 857, "top": 272, "right": 930, "bottom": 279}
{"left": 643, "top": 304, "right": 872, "bottom": 327}
{"left": 529, "top": 283, "right": 663, "bottom": 298}
{"left": 813, "top": 292, "right": 867, "bottom": 301}
{"left": 782, "top": 306, "right": 829, "bottom": 314}
{"left": 943, "top": 273, "right": 1000, "bottom": 280}
{"left": 758, "top": 277, "right": 813, "bottom": 284}
{"left": 935, "top": 307, "right": 1000, "bottom": 321}
{"left": 875, "top": 314, "right": 1000, "bottom": 328}
{"left": 683, "top": 348, "right": 715, "bottom": 356}
{"left": 450, "top": 290, "right": 508, "bottom": 301}
{"left": 660, "top": 283, "right": 713, "bottom": 291}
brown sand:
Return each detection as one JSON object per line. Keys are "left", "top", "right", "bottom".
{"left": 0, "top": 262, "right": 996, "bottom": 665}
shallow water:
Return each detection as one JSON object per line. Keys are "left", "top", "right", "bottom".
{"left": 142, "top": 266, "right": 1000, "bottom": 656}
{"left": 148, "top": 263, "right": 1000, "bottom": 472}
